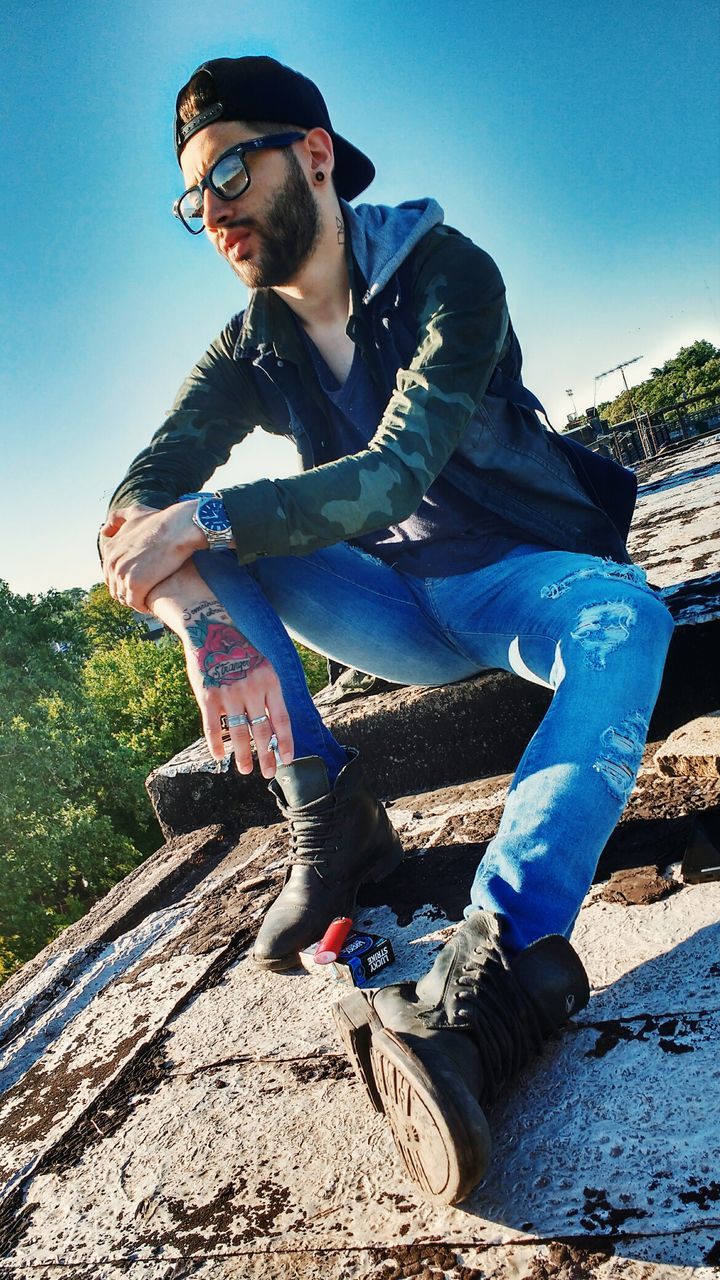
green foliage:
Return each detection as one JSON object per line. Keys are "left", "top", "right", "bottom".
{"left": 0, "top": 582, "right": 200, "bottom": 982}
{"left": 600, "top": 339, "right": 720, "bottom": 426}
{"left": 0, "top": 585, "right": 152, "bottom": 978}
{"left": 0, "top": 694, "right": 144, "bottom": 969}
{"left": 0, "top": 576, "right": 330, "bottom": 982}
{"left": 82, "top": 582, "right": 147, "bottom": 650}
{"left": 0, "top": 581, "right": 88, "bottom": 695}
{"left": 83, "top": 635, "right": 199, "bottom": 768}
{"left": 294, "top": 642, "right": 327, "bottom": 695}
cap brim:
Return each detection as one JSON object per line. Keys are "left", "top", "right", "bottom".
{"left": 332, "top": 134, "right": 375, "bottom": 201}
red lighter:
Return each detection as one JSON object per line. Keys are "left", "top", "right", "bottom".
{"left": 314, "top": 916, "right": 353, "bottom": 964}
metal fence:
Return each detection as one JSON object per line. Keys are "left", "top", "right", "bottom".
{"left": 563, "top": 399, "right": 720, "bottom": 467}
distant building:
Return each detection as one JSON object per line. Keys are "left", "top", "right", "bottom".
{"left": 131, "top": 611, "right": 167, "bottom": 644}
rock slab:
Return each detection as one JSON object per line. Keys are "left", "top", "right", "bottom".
{"left": 654, "top": 709, "right": 720, "bottom": 779}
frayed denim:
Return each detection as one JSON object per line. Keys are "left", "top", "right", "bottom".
{"left": 194, "top": 541, "right": 673, "bottom": 953}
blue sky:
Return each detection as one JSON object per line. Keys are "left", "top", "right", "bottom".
{"left": 4, "top": 0, "right": 719, "bottom": 595}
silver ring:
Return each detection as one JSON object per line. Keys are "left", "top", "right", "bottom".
{"left": 250, "top": 714, "right": 269, "bottom": 726}
{"left": 226, "top": 714, "right": 249, "bottom": 728}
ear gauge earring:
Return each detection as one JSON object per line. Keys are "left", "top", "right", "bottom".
{"left": 315, "top": 171, "right": 325, "bottom": 183}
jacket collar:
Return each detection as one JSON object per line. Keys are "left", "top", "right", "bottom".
{"left": 235, "top": 287, "right": 301, "bottom": 362}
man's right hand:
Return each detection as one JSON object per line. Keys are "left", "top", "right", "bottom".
{"left": 99, "top": 503, "right": 159, "bottom": 571}
{"left": 147, "top": 562, "right": 294, "bottom": 778}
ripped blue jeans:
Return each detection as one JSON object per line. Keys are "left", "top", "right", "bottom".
{"left": 195, "top": 542, "right": 674, "bottom": 954}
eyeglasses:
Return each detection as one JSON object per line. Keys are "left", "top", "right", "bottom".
{"left": 173, "top": 131, "right": 306, "bottom": 234}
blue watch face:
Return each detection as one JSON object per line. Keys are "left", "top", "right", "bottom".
{"left": 198, "top": 498, "right": 231, "bottom": 532}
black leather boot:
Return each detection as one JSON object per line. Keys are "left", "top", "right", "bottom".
{"left": 252, "top": 749, "right": 403, "bottom": 971}
{"left": 334, "top": 911, "right": 589, "bottom": 1204}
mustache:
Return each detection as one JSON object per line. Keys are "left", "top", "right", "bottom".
{"left": 225, "top": 216, "right": 259, "bottom": 231}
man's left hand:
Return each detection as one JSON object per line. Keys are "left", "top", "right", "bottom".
{"left": 103, "top": 503, "right": 205, "bottom": 612}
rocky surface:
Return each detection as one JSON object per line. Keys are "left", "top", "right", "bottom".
{"left": 628, "top": 432, "right": 720, "bottom": 587}
{"left": 147, "top": 673, "right": 552, "bottom": 841}
{"left": 654, "top": 711, "right": 720, "bottom": 780}
{"left": 0, "top": 740, "right": 719, "bottom": 1279}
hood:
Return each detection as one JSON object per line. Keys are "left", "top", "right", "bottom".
{"left": 340, "top": 197, "right": 445, "bottom": 304}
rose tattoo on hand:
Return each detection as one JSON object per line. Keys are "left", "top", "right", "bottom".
{"left": 184, "top": 603, "right": 267, "bottom": 687}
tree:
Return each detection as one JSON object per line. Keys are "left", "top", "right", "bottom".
{"left": 0, "top": 582, "right": 149, "bottom": 977}
{"left": 599, "top": 339, "right": 720, "bottom": 426}
{"left": 0, "top": 693, "right": 145, "bottom": 969}
{"left": 82, "top": 634, "right": 200, "bottom": 769}
{"left": 650, "top": 339, "right": 718, "bottom": 379}
{"left": 0, "top": 576, "right": 331, "bottom": 981}
{"left": 82, "top": 582, "right": 147, "bottom": 650}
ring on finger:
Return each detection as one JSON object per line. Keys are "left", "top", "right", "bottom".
{"left": 226, "top": 713, "right": 249, "bottom": 728}
{"left": 250, "top": 714, "right": 269, "bottom": 726}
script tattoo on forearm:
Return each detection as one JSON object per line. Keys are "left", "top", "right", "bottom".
{"left": 183, "top": 600, "right": 267, "bottom": 688}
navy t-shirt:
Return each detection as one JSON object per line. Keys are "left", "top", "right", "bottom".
{"left": 302, "top": 331, "right": 528, "bottom": 577}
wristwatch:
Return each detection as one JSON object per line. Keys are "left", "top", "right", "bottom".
{"left": 191, "top": 494, "right": 234, "bottom": 551}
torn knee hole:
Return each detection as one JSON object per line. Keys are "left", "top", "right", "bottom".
{"left": 593, "top": 711, "right": 648, "bottom": 802}
{"left": 541, "top": 560, "right": 648, "bottom": 601}
{"left": 570, "top": 600, "right": 637, "bottom": 669}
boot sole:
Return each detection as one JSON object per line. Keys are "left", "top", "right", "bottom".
{"left": 252, "top": 952, "right": 304, "bottom": 973}
{"left": 370, "top": 1030, "right": 492, "bottom": 1205}
{"left": 332, "top": 990, "right": 384, "bottom": 1112}
{"left": 252, "top": 832, "right": 404, "bottom": 972}
{"left": 333, "top": 993, "right": 492, "bottom": 1205}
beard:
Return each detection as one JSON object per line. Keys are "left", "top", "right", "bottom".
{"left": 224, "top": 150, "right": 322, "bottom": 289}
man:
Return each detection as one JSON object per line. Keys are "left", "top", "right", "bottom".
{"left": 102, "top": 56, "right": 674, "bottom": 1205}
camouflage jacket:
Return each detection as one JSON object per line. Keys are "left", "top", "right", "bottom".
{"left": 109, "top": 198, "right": 632, "bottom": 564}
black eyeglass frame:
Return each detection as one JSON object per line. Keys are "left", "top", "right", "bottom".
{"left": 173, "top": 131, "right": 306, "bottom": 234}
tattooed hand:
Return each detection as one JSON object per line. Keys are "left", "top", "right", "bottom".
{"left": 185, "top": 608, "right": 267, "bottom": 688}
{"left": 148, "top": 566, "right": 293, "bottom": 777}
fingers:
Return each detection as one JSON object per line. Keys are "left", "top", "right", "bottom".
{"left": 204, "top": 707, "right": 276, "bottom": 777}
{"left": 101, "top": 503, "right": 159, "bottom": 539}
{"left": 100, "top": 506, "right": 177, "bottom": 613}
{"left": 204, "top": 701, "right": 291, "bottom": 780}
{"left": 227, "top": 714, "right": 254, "bottom": 775}
{"left": 200, "top": 700, "right": 227, "bottom": 762}
{"left": 100, "top": 512, "right": 127, "bottom": 539}
{"left": 243, "top": 672, "right": 294, "bottom": 778}
{"left": 244, "top": 710, "right": 275, "bottom": 779}
{"left": 265, "top": 683, "right": 294, "bottom": 766}
{"left": 196, "top": 691, "right": 274, "bottom": 777}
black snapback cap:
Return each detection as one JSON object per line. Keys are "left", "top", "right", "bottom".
{"left": 174, "top": 56, "right": 375, "bottom": 202}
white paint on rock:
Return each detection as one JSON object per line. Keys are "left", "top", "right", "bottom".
{"left": 575, "top": 883, "right": 720, "bottom": 1018}
{"left": 629, "top": 435, "right": 720, "bottom": 587}
{"left": 3, "top": 881, "right": 719, "bottom": 1278}
{"left": 0, "top": 901, "right": 221, "bottom": 1200}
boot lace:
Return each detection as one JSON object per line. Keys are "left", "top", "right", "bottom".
{"left": 283, "top": 793, "right": 350, "bottom": 871}
{"left": 453, "top": 944, "right": 546, "bottom": 1106}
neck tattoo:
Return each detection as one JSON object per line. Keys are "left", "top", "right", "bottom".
{"left": 336, "top": 216, "right": 345, "bottom": 245}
